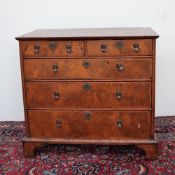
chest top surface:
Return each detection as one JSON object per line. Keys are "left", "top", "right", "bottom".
{"left": 16, "top": 28, "right": 159, "bottom": 40}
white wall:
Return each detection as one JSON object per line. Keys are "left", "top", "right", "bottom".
{"left": 0, "top": 0, "right": 175, "bottom": 121}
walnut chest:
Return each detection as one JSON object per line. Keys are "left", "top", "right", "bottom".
{"left": 16, "top": 28, "right": 159, "bottom": 158}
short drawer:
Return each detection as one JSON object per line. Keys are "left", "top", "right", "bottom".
{"left": 21, "top": 40, "right": 85, "bottom": 57}
{"left": 26, "top": 82, "right": 151, "bottom": 109}
{"left": 24, "top": 58, "right": 152, "bottom": 80}
{"left": 28, "top": 110, "right": 152, "bottom": 139}
{"left": 87, "top": 39, "right": 153, "bottom": 56}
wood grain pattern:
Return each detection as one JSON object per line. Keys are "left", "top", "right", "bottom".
{"left": 23, "top": 58, "right": 152, "bottom": 80}
{"left": 151, "top": 39, "right": 156, "bottom": 139}
{"left": 23, "top": 138, "right": 157, "bottom": 158}
{"left": 22, "top": 41, "right": 85, "bottom": 57}
{"left": 28, "top": 110, "right": 151, "bottom": 139}
{"left": 25, "top": 82, "right": 151, "bottom": 109}
{"left": 23, "top": 141, "right": 45, "bottom": 158}
{"left": 23, "top": 137, "right": 158, "bottom": 145}
{"left": 16, "top": 28, "right": 159, "bottom": 40}
{"left": 137, "top": 144, "right": 158, "bottom": 159}
{"left": 87, "top": 39, "right": 153, "bottom": 56}
{"left": 16, "top": 28, "right": 158, "bottom": 159}
{"left": 18, "top": 42, "right": 30, "bottom": 137}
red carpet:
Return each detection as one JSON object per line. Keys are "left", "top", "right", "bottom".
{"left": 0, "top": 117, "right": 174, "bottom": 175}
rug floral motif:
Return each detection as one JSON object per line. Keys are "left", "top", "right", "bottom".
{"left": 0, "top": 117, "right": 174, "bottom": 175}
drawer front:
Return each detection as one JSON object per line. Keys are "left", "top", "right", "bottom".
{"left": 26, "top": 82, "right": 151, "bottom": 108}
{"left": 24, "top": 58, "right": 152, "bottom": 80}
{"left": 87, "top": 39, "right": 153, "bottom": 56}
{"left": 28, "top": 110, "right": 151, "bottom": 139}
{"left": 22, "top": 41, "right": 85, "bottom": 57}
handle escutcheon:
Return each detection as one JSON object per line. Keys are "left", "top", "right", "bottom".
{"left": 116, "top": 41, "right": 124, "bottom": 49}
{"left": 133, "top": 43, "right": 140, "bottom": 52}
{"left": 117, "top": 119, "right": 123, "bottom": 128}
{"left": 34, "top": 43, "right": 40, "bottom": 54}
{"left": 66, "top": 44, "right": 72, "bottom": 53}
{"left": 54, "top": 92, "right": 60, "bottom": 100}
{"left": 53, "top": 64, "right": 58, "bottom": 73}
{"left": 115, "top": 91, "right": 122, "bottom": 100}
{"left": 84, "top": 111, "right": 92, "bottom": 120}
{"left": 56, "top": 119, "right": 62, "bottom": 128}
{"left": 83, "top": 83, "right": 91, "bottom": 90}
{"left": 82, "top": 60, "right": 91, "bottom": 69}
{"left": 100, "top": 44, "right": 107, "bottom": 53}
{"left": 116, "top": 64, "right": 124, "bottom": 72}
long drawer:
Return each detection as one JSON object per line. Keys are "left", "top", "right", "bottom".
{"left": 25, "top": 82, "right": 151, "bottom": 109}
{"left": 24, "top": 58, "right": 152, "bottom": 80}
{"left": 28, "top": 110, "right": 152, "bottom": 139}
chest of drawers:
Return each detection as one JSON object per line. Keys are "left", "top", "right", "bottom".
{"left": 16, "top": 28, "right": 159, "bottom": 158}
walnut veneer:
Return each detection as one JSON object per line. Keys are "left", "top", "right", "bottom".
{"left": 16, "top": 28, "right": 159, "bottom": 158}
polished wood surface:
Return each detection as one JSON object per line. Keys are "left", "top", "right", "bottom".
{"left": 22, "top": 41, "right": 85, "bottom": 57}
{"left": 26, "top": 82, "right": 151, "bottom": 108}
{"left": 16, "top": 28, "right": 159, "bottom": 40}
{"left": 87, "top": 39, "right": 153, "bottom": 56}
{"left": 23, "top": 138, "right": 157, "bottom": 159}
{"left": 16, "top": 28, "right": 158, "bottom": 158}
{"left": 24, "top": 58, "right": 152, "bottom": 80}
{"left": 28, "top": 110, "right": 151, "bottom": 139}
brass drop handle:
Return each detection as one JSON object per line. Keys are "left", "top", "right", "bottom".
{"left": 117, "top": 120, "right": 123, "bottom": 128}
{"left": 53, "top": 64, "right": 58, "bottom": 73}
{"left": 82, "top": 60, "right": 91, "bottom": 68}
{"left": 101, "top": 44, "right": 107, "bottom": 53}
{"left": 116, "top": 64, "right": 124, "bottom": 72}
{"left": 56, "top": 119, "right": 62, "bottom": 128}
{"left": 34, "top": 43, "right": 40, "bottom": 54}
{"left": 66, "top": 44, "right": 72, "bottom": 53}
{"left": 84, "top": 111, "right": 92, "bottom": 120}
{"left": 133, "top": 43, "right": 140, "bottom": 52}
{"left": 115, "top": 91, "right": 122, "bottom": 100}
{"left": 54, "top": 92, "right": 60, "bottom": 100}
{"left": 83, "top": 83, "right": 91, "bottom": 90}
